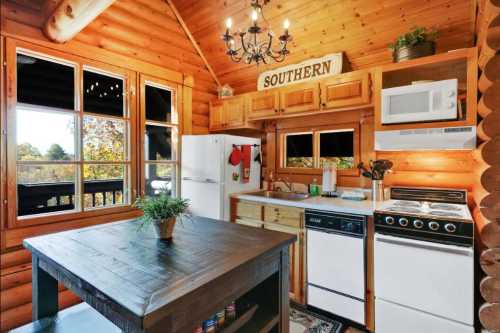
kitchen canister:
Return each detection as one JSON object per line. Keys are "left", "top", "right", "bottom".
{"left": 372, "top": 180, "right": 385, "bottom": 201}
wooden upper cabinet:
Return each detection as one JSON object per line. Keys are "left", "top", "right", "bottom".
{"left": 247, "top": 89, "right": 280, "bottom": 119}
{"left": 280, "top": 82, "right": 320, "bottom": 115}
{"left": 209, "top": 100, "right": 224, "bottom": 130}
{"left": 320, "top": 70, "right": 371, "bottom": 110}
{"left": 223, "top": 95, "right": 246, "bottom": 128}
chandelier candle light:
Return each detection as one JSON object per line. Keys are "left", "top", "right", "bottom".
{"left": 222, "top": 0, "right": 292, "bottom": 64}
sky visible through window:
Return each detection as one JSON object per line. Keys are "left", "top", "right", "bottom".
{"left": 16, "top": 108, "right": 74, "bottom": 157}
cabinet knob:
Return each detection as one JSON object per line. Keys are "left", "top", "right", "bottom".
{"left": 322, "top": 103, "right": 326, "bottom": 107}
{"left": 274, "top": 109, "right": 278, "bottom": 113}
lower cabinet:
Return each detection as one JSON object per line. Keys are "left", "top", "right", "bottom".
{"left": 233, "top": 199, "right": 306, "bottom": 304}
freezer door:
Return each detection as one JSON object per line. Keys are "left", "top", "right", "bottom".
{"left": 375, "top": 299, "right": 474, "bottom": 333}
{"left": 374, "top": 233, "right": 474, "bottom": 325}
{"left": 181, "top": 135, "right": 223, "bottom": 183}
{"left": 181, "top": 179, "right": 223, "bottom": 220}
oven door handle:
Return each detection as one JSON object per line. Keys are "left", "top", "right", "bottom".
{"left": 375, "top": 234, "right": 473, "bottom": 257}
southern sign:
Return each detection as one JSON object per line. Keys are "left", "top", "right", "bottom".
{"left": 257, "top": 53, "right": 345, "bottom": 91}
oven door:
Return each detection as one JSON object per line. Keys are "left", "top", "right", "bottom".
{"left": 374, "top": 233, "right": 474, "bottom": 326}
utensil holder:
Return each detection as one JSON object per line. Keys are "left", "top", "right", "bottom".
{"left": 372, "top": 180, "right": 385, "bottom": 201}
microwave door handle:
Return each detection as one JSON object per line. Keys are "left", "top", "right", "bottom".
{"left": 375, "top": 234, "right": 473, "bottom": 257}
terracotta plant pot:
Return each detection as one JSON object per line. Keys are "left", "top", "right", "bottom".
{"left": 393, "top": 41, "right": 436, "bottom": 63}
{"left": 153, "top": 217, "right": 176, "bottom": 240}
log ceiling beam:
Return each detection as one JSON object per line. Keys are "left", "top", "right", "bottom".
{"left": 165, "top": 0, "right": 221, "bottom": 87}
{"left": 43, "top": 0, "right": 117, "bottom": 43}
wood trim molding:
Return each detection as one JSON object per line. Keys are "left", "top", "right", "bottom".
{"left": 165, "top": 0, "right": 221, "bottom": 87}
{"left": 44, "top": 0, "right": 117, "bottom": 43}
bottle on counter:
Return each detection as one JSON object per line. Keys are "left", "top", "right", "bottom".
{"left": 310, "top": 178, "right": 320, "bottom": 196}
{"left": 225, "top": 301, "right": 236, "bottom": 322}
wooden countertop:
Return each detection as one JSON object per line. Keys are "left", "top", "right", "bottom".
{"left": 23, "top": 217, "right": 296, "bottom": 332}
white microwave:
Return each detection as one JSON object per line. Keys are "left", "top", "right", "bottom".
{"left": 381, "top": 79, "right": 458, "bottom": 124}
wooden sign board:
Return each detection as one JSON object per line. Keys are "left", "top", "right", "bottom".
{"left": 257, "top": 53, "right": 349, "bottom": 90}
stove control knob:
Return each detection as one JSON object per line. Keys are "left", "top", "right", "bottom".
{"left": 444, "top": 223, "right": 457, "bottom": 233}
{"left": 413, "top": 219, "right": 424, "bottom": 229}
{"left": 385, "top": 216, "right": 395, "bottom": 225}
{"left": 429, "top": 221, "right": 440, "bottom": 231}
{"left": 399, "top": 217, "right": 409, "bottom": 227}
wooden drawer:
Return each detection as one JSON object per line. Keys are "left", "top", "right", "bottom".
{"left": 264, "top": 205, "right": 304, "bottom": 228}
{"left": 236, "top": 201, "right": 262, "bottom": 220}
{"left": 236, "top": 218, "right": 264, "bottom": 228}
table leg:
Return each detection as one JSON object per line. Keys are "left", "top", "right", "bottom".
{"left": 279, "top": 247, "right": 290, "bottom": 333}
{"left": 32, "top": 255, "right": 58, "bottom": 320}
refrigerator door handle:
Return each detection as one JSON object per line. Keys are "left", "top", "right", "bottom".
{"left": 182, "top": 176, "right": 219, "bottom": 184}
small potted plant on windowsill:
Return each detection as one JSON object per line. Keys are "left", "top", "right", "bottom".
{"left": 134, "top": 194, "right": 190, "bottom": 241}
{"left": 389, "top": 26, "right": 438, "bottom": 62}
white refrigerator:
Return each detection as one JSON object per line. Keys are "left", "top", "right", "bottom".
{"left": 181, "top": 135, "right": 261, "bottom": 221}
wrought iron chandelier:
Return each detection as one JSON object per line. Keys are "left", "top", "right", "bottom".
{"left": 222, "top": 0, "right": 292, "bottom": 64}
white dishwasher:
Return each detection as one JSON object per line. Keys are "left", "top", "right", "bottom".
{"left": 306, "top": 210, "right": 367, "bottom": 325}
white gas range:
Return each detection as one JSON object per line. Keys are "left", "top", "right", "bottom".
{"left": 374, "top": 187, "right": 474, "bottom": 333}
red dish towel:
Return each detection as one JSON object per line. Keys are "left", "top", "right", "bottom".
{"left": 241, "top": 145, "right": 251, "bottom": 183}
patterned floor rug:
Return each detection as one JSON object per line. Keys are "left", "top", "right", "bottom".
{"left": 290, "top": 306, "right": 343, "bottom": 333}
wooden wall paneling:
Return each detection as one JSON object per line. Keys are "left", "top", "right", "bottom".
{"left": 481, "top": 276, "right": 500, "bottom": 303}
{"left": 44, "top": 0, "right": 117, "bottom": 43}
{"left": 479, "top": 80, "right": 500, "bottom": 117}
{"left": 478, "top": 55, "right": 500, "bottom": 93}
{"left": 1, "top": 35, "right": 6, "bottom": 235}
{"left": 171, "top": 0, "right": 475, "bottom": 93}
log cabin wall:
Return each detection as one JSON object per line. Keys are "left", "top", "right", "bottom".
{"left": 474, "top": 0, "right": 500, "bottom": 331}
{"left": 0, "top": 1, "right": 217, "bottom": 331}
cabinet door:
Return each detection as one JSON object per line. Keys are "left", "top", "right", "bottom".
{"left": 236, "top": 200, "right": 262, "bottom": 221}
{"left": 224, "top": 96, "right": 246, "bottom": 128}
{"left": 280, "top": 82, "right": 320, "bottom": 115}
{"left": 320, "top": 70, "right": 371, "bottom": 109}
{"left": 209, "top": 101, "right": 224, "bottom": 130}
{"left": 248, "top": 90, "right": 280, "bottom": 119}
{"left": 264, "top": 222, "right": 305, "bottom": 304}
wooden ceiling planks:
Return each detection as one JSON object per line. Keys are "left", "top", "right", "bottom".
{"left": 171, "top": 0, "right": 476, "bottom": 94}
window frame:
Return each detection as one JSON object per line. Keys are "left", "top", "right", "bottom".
{"left": 138, "top": 74, "right": 181, "bottom": 198}
{"left": 5, "top": 39, "right": 138, "bottom": 228}
{"left": 277, "top": 122, "right": 360, "bottom": 177}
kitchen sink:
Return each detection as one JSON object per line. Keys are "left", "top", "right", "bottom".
{"left": 249, "top": 190, "right": 310, "bottom": 201}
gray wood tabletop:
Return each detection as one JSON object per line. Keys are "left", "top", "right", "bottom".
{"left": 23, "top": 217, "right": 295, "bottom": 332}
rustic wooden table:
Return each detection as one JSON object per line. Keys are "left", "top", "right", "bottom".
{"left": 20, "top": 217, "right": 295, "bottom": 333}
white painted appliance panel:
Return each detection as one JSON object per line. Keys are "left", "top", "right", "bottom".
{"left": 374, "top": 234, "right": 474, "bottom": 325}
{"left": 181, "top": 135, "right": 223, "bottom": 183}
{"left": 376, "top": 298, "right": 474, "bottom": 333}
{"left": 307, "top": 229, "right": 365, "bottom": 299}
{"left": 308, "top": 285, "right": 365, "bottom": 324}
{"left": 181, "top": 180, "right": 223, "bottom": 220}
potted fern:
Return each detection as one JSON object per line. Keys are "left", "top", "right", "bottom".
{"left": 389, "top": 26, "right": 438, "bottom": 62}
{"left": 134, "top": 194, "right": 190, "bottom": 240}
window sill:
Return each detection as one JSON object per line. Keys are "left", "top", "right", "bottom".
{"left": 10, "top": 205, "right": 142, "bottom": 229}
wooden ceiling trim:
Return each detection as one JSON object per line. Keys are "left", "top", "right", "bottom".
{"left": 165, "top": 0, "right": 221, "bottom": 87}
{"left": 44, "top": 0, "right": 117, "bottom": 43}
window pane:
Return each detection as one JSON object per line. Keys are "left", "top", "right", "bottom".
{"left": 83, "top": 116, "right": 125, "bottom": 161}
{"left": 83, "top": 164, "right": 126, "bottom": 209}
{"left": 84, "top": 70, "right": 124, "bottom": 117}
{"left": 146, "top": 85, "right": 172, "bottom": 122}
{"left": 145, "top": 163, "right": 176, "bottom": 197}
{"left": 17, "top": 53, "right": 75, "bottom": 109}
{"left": 319, "top": 130, "right": 354, "bottom": 169}
{"left": 17, "top": 108, "right": 75, "bottom": 161}
{"left": 285, "top": 133, "right": 313, "bottom": 168}
{"left": 17, "top": 164, "right": 76, "bottom": 216}
{"left": 145, "top": 125, "right": 173, "bottom": 161}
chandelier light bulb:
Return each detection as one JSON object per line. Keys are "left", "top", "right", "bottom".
{"left": 283, "top": 19, "right": 290, "bottom": 30}
{"left": 251, "top": 10, "right": 258, "bottom": 22}
{"left": 226, "top": 18, "right": 233, "bottom": 29}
